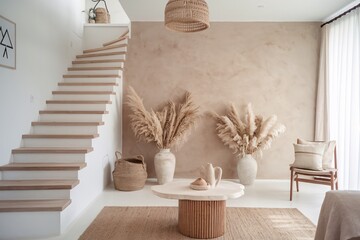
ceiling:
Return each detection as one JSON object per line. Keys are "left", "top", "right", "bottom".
{"left": 119, "top": 0, "right": 356, "bottom": 22}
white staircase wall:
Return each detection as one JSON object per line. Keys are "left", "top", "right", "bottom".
{"left": 0, "top": 0, "right": 85, "bottom": 174}
{"left": 60, "top": 78, "right": 123, "bottom": 234}
{"left": 0, "top": 5, "right": 126, "bottom": 237}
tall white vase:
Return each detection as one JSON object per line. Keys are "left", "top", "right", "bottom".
{"left": 154, "top": 149, "right": 176, "bottom": 185}
{"left": 236, "top": 154, "right": 257, "bottom": 185}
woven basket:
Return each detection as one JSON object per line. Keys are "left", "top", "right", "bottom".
{"left": 165, "top": 0, "right": 209, "bottom": 33}
{"left": 113, "top": 152, "right": 147, "bottom": 191}
{"left": 95, "top": 8, "right": 110, "bottom": 24}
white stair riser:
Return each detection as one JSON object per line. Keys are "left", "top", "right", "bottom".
{"left": 52, "top": 94, "right": 112, "bottom": 101}
{"left": 32, "top": 126, "right": 99, "bottom": 134}
{"left": 66, "top": 69, "right": 121, "bottom": 75}
{"left": 13, "top": 153, "right": 86, "bottom": 163}
{"left": 2, "top": 171, "right": 78, "bottom": 180}
{"left": 0, "top": 212, "right": 62, "bottom": 239}
{"left": 76, "top": 54, "right": 125, "bottom": 61}
{"left": 72, "top": 62, "right": 124, "bottom": 68}
{"left": 22, "top": 139, "right": 93, "bottom": 148}
{"left": 63, "top": 77, "right": 120, "bottom": 83}
{"left": 46, "top": 103, "right": 108, "bottom": 111}
{"left": 84, "top": 46, "right": 127, "bottom": 54}
{"left": 0, "top": 189, "right": 70, "bottom": 200}
{"left": 57, "top": 85, "right": 116, "bottom": 91}
{"left": 39, "top": 113, "right": 104, "bottom": 122}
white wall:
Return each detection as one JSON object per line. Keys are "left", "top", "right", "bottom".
{"left": 85, "top": 0, "right": 130, "bottom": 24}
{"left": 0, "top": 0, "right": 85, "bottom": 169}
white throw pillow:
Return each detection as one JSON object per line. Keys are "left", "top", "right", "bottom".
{"left": 297, "top": 138, "right": 336, "bottom": 169}
{"left": 292, "top": 143, "right": 326, "bottom": 171}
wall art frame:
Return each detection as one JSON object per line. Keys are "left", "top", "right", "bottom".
{"left": 0, "top": 15, "right": 16, "bottom": 69}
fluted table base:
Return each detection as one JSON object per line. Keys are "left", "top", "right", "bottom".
{"left": 178, "top": 200, "right": 225, "bottom": 239}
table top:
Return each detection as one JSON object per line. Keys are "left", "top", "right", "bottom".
{"left": 151, "top": 180, "right": 245, "bottom": 201}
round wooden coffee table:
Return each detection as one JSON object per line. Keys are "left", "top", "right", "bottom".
{"left": 151, "top": 180, "right": 244, "bottom": 239}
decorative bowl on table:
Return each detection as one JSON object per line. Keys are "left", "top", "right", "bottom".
{"left": 190, "top": 178, "right": 209, "bottom": 191}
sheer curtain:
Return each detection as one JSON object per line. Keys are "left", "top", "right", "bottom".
{"left": 316, "top": 8, "right": 360, "bottom": 190}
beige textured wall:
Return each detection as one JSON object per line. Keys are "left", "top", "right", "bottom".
{"left": 123, "top": 22, "right": 321, "bottom": 179}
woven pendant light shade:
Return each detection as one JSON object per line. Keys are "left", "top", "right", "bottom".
{"left": 165, "top": 0, "right": 209, "bottom": 33}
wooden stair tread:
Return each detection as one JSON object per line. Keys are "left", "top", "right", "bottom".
{"left": 0, "top": 180, "right": 79, "bottom": 190}
{"left": 22, "top": 134, "right": 99, "bottom": 139}
{"left": 83, "top": 43, "right": 128, "bottom": 54}
{"left": 63, "top": 74, "right": 120, "bottom": 78}
{"left": 46, "top": 100, "right": 112, "bottom": 104}
{"left": 12, "top": 147, "right": 93, "bottom": 154}
{"left": 39, "top": 110, "right": 108, "bottom": 114}
{"left": 0, "top": 162, "right": 86, "bottom": 171}
{"left": 0, "top": 199, "right": 71, "bottom": 212}
{"left": 32, "top": 121, "right": 104, "bottom": 126}
{"left": 72, "top": 59, "right": 125, "bottom": 64}
{"left": 58, "top": 82, "right": 118, "bottom": 86}
{"left": 52, "top": 91, "right": 116, "bottom": 95}
{"left": 76, "top": 51, "right": 126, "bottom": 58}
{"left": 103, "top": 30, "right": 129, "bottom": 47}
{"left": 67, "top": 67, "right": 123, "bottom": 71}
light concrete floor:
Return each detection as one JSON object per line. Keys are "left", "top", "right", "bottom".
{"left": 43, "top": 179, "right": 329, "bottom": 240}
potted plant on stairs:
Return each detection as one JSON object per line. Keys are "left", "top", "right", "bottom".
{"left": 126, "top": 87, "right": 199, "bottom": 185}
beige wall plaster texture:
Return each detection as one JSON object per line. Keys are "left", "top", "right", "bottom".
{"left": 123, "top": 22, "right": 321, "bottom": 179}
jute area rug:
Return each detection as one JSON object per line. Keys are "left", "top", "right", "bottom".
{"left": 79, "top": 207, "right": 315, "bottom": 240}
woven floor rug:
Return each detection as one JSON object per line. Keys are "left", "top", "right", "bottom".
{"left": 79, "top": 207, "right": 316, "bottom": 240}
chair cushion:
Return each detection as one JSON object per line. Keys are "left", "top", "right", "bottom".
{"left": 297, "top": 139, "right": 336, "bottom": 169}
{"left": 292, "top": 143, "right": 325, "bottom": 170}
{"left": 290, "top": 164, "right": 337, "bottom": 175}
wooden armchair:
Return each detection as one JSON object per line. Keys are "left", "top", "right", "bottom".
{"left": 290, "top": 142, "right": 338, "bottom": 201}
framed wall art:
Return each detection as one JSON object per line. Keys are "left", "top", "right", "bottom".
{"left": 0, "top": 15, "right": 16, "bottom": 69}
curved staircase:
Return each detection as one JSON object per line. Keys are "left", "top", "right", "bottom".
{"left": 0, "top": 28, "right": 129, "bottom": 240}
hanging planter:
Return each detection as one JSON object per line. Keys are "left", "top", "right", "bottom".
{"left": 88, "top": 0, "right": 110, "bottom": 24}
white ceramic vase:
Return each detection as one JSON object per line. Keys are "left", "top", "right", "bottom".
{"left": 154, "top": 148, "right": 176, "bottom": 185}
{"left": 236, "top": 154, "right": 257, "bottom": 185}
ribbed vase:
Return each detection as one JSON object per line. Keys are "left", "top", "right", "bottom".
{"left": 154, "top": 149, "right": 176, "bottom": 185}
{"left": 236, "top": 154, "right": 257, "bottom": 185}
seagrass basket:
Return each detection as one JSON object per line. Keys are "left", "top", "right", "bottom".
{"left": 95, "top": 7, "right": 110, "bottom": 23}
{"left": 113, "top": 152, "right": 147, "bottom": 191}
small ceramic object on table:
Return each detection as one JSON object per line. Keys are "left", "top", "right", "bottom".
{"left": 190, "top": 177, "right": 209, "bottom": 191}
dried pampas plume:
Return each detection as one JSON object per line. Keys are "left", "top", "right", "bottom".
{"left": 212, "top": 103, "right": 285, "bottom": 157}
{"left": 126, "top": 87, "right": 199, "bottom": 150}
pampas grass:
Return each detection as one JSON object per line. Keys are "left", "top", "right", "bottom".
{"left": 212, "top": 103, "right": 286, "bottom": 157}
{"left": 126, "top": 87, "right": 199, "bottom": 150}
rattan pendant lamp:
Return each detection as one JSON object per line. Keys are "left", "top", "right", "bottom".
{"left": 165, "top": 0, "right": 210, "bottom": 33}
